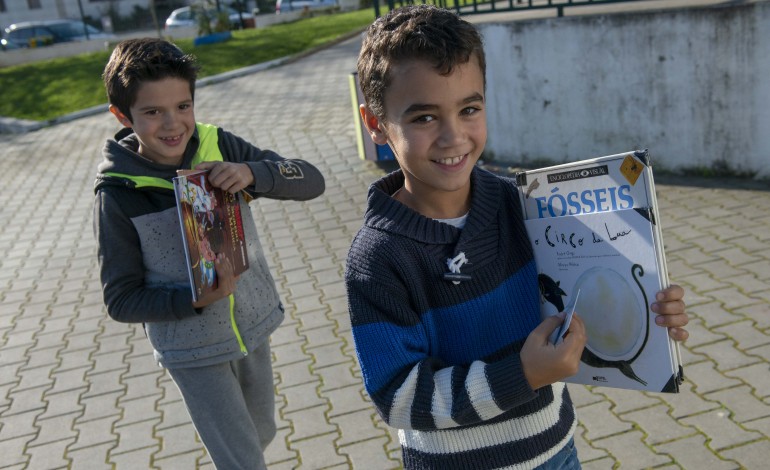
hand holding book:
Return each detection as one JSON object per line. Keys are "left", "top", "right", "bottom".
{"left": 192, "top": 253, "right": 241, "bottom": 308}
{"left": 194, "top": 161, "right": 255, "bottom": 194}
{"left": 520, "top": 311, "right": 587, "bottom": 391}
{"left": 652, "top": 285, "right": 689, "bottom": 342}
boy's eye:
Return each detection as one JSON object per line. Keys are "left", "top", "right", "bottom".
{"left": 462, "top": 106, "right": 482, "bottom": 116}
{"left": 144, "top": 109, "right": 159, "bottom": 116}
{"left": 179, "top": 103, "right": 192, "bottom": 110}
{"left": 413, "top": 114, "right": 435, "bottom": 123}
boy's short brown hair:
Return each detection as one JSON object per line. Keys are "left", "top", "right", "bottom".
{"left": 103, "top": 38, "right": 200, "bottom": 122}
{"left": 357, "top": 5, "right": 486, "bottom": 120}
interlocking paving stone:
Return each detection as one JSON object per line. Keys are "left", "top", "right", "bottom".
{"left": 1, "top": 20, "right": 769, "bottom": 470}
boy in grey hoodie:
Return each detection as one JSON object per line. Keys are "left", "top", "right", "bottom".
{"left": 93, "top": 38, "right": 325, "bottom": 468}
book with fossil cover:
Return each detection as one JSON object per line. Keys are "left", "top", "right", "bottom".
{"left": 516, "top": 150, "right": 683, "bottom": 392}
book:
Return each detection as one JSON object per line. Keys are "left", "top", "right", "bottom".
{"left": 172, "top": 170, "right": 249, "bottom": 302}
{"left": 515, "top": 150, "right": 683, "bottom": 393}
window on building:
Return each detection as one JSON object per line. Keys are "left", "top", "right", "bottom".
{"left": 28, "top": 0, "right": 41, "bottom": 9}
{"left": 0, "top": 0, "right": 6, "bottom": 13}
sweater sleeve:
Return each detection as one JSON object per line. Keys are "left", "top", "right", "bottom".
{"left": 93, "top": 190, "right": 198, "bottom": 323}
{"left": 217, "top": 128, "right": 325, "bottom": 201}
{"left": 345, "top": 236, "right": 539, "bottom": 432}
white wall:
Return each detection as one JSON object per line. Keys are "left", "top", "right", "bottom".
{"left": 479, "top": 2, "right": 769, "bottom": 179}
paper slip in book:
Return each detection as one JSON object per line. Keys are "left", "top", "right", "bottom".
{"left": 516, "top": 150, "right": 683, "bottom": 393}
{"left": 173, "top": 170, "right": 249, "bottom": 302}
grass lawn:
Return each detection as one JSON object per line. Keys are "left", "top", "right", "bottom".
{"left": 0, "top": 9, "right": 375, "bottom": 122}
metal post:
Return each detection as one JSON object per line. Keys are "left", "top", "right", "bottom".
{"left": 75, "top": 0, "right": 89, "bottom": 40}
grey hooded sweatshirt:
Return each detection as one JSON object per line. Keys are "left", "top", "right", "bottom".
{"left": 93, "top": 124, "right": 325, "bottom": 368}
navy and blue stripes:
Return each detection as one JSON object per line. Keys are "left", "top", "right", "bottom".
{"left": 345, "top": 167, "right": 576, "bottom": 469}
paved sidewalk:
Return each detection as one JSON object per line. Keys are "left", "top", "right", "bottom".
{"left": 1, "top": 34, "right": 769, "bottom": 470}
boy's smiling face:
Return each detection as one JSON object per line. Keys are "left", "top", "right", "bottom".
{"left": 363, "top": 56, "right": 487, "bottom": 219}
{"left": 110, "top": 77, "right": 196, "bottom": 167}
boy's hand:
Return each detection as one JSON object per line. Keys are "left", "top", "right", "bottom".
{"left": 192, "top": 254, "right": 240, "bottom": 308}
{"left": 520, "top": 312, "right": 587, "bottom": 390}
{"left": 652, "top": 284, "right": 689, "bottom": 342}
{"left": 195, "top": 162, "right": 254, "bottom": 194}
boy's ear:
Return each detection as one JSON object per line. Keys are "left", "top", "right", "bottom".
{"left": 109, "top": 105, "right": 132, "bottom": 128}
{"left": 359, "top": 105, "right": 388, "bottom": 145}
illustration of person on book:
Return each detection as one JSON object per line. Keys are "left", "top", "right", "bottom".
{"left": 196, "top": 222, "right": 217, "bottom": 288}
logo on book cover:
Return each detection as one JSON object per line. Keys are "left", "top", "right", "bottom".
{"left": 619, "top": 155, "right": 644, "bottom": 186}
{"left": 547, "top": 165, "right": 609, "bottom": 184}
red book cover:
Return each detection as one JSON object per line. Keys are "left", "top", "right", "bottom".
{"left": 173, "top": 170, "right": 249, "bottom": 302}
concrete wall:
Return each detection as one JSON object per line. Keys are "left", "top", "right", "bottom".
{"left": 479, "top": 2, "right": 769, "bottom": 179}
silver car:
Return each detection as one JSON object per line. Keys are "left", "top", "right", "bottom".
{"left": 164, "top": 5, "right": 254, "bottom": 30}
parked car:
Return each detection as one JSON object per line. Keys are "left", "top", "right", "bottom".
{"left": 164, "top": 5, "right": 254, "bottom": 31}
{"left": 2, "top": 20, "right": 114, "bottom": 48}
{"left": 275, "top": 0, "right": 338, "bottom": 14}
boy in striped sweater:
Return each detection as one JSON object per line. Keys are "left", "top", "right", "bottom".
{"left": 344, "top": 5, "right": 689, "bottom": 469}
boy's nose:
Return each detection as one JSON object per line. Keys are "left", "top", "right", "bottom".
{"left": 438, "top": 119, "right": 465, "bottom": 146}
{"left": 162, "top": 113, "right": 177, "bottom": 128}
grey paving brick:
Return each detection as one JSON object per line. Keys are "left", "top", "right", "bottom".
{"left": 289, "top": 432, "right": 347, "bottom": 469}
{"left": 66, "top": 442, "right": 115, "bottom": 470}
{"left": 573, "top": 423, "right": 608, "bottom": 463}
{"left": 285, "top": 404, "right": 337, "bottom": 441}
{"left": 278, "top": 381, "right": 327, "bottom": 414}
{"left": 624, "top": 404, "right": 696, "bottom": 445}
{"left": 705, "top": 385, "right": 770, "bottom": 424}
{"left": 654, "top": 434, "right": 739, "bottom": 470}
{"left": 339, "top": 436, "right": 402, "bottom": 470}
{"left": 684, "top": 360, "right": 743, "bottom": 395}
{"left": 25, "top": 437, "right": 74, "bottom": 470}
{"left": 690, "top": 301, "right": 746, "bottom": 329}
{"left": 714, "top": 320, "right": 770, "bottom": 350}
{"left": 301, "top": 325, "right": 341, "bottom": 349}
{"left": 590, "top": 387, "right": 660, "bottom": 414}
{"left": 576, "top": 401, "right": 633, "bottom": 442}
{"left": 692, "top": 339, "right": 762, "bottom": 371}
{"left": 264, "top": 426, "right": 299, "bottom": 467}
{"left": 274, "top": 359, "right": 315, "bottom": 389}
{"left": 597, "top": 429, "right": 672, "bottom": 467}
{"left": 681, "top": 408, "right": 763, "bottom": 451}
{"left": 153, "top": 422, "right": 205, "bottom": 460}
{"left": 724, "top": 363, "right": 770, "bottom": 399}
{"left": 324, "top": 385, "right": 371, "bottom": 418}
{"left": 69, "top": 414, "right": 119, "bottom": 451}
{"left": 154, "top": 451, "right": 206, "bottom": 470}
{"left": 332, "top": 409, "right": 388, "bottom": 447}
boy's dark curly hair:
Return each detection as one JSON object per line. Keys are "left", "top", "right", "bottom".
{"left": 103, "top": 38, "right": 200, "bottom": 122}
{"left": 357, "top": 4, "right": 486, "bottom": 120}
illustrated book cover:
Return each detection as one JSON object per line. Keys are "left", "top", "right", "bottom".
{"left": 515, "top": 150, "right": 683, "bottom": 393}
{"left": 172, "top": 170, "right": 249, "bottom": 302}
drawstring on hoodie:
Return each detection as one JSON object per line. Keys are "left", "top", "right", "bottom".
{"left": 443, "top": 252, "right": 471, "bottom": 284}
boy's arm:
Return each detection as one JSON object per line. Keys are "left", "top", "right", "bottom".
{"left": 210, "top": 128, "right": 325, "bottom": 201}
{"left": 93, "top": 191, "right": 198, "bottom": 323}
{"left": 345, "top": 263, "right": 538, "bottom": 432}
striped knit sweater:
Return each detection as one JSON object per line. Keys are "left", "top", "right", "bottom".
{"left": 345, "top": 167, "right": 576, "bottom": 469}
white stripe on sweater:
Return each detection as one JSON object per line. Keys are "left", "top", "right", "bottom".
{"left": 399, "top": 382, "right": 567, "bottom": 454}
{"left": 390, "top": 361, "right": 506, "bottom": 430}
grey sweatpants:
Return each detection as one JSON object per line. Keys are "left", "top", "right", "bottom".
{"left": 167, "top": 339, "right": 277, "bottom": 469}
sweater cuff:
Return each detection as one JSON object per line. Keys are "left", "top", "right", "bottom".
{"left": 486, "top": 353, "right": 539, "bottom": 410}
